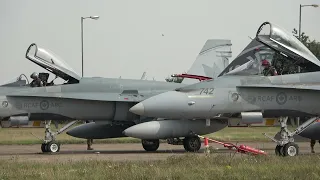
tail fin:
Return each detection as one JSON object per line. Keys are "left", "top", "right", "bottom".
{"left": 181, "top": 39, "right": 232, "bottom": 84}
{"left": 218, "top": 38, "right": 268, "bottom": 77}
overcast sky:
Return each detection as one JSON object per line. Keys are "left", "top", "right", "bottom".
{"left": 1, "top": 0, "right": 319, "bottom": 83}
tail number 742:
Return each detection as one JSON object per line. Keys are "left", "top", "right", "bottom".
{"left": 200, "top": 88, "right": 214, "bottom": 95}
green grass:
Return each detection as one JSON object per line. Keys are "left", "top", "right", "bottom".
{"left": 0, "top": 154, "right": 319, "bottom": 180}
{"left": 206, "top": 126, "right": 282, "bottom": 141}
{"left": 0, "top": 125, "right": 286, "bottom": 145}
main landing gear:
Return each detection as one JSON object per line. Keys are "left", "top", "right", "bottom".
{"left": 141, "top": 139, "right": 160, "bottom": 151}
{"left": 40, "top": 120, "right": 78, "bottom": 153}
{"left": 141, "top": 136, "right": 202, "bottom": 152}
{"left": 264, "top": 116, "right": 318, "bottom": 157}
{"left": 183, "top": 136, "right": 201, "bottom": 152}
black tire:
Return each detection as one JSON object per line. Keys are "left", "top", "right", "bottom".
{"left": 279, "top": 146, "right": 285, "bottom": 156}
{"left": 183, "top": 136, "right": 201, "bottom": 152}
{"left": 141, "top": 139, "right": 159, "bottom": 151}
{"left": 41, "top": 143, "right": 47, "bottom": 153}
{"left": 275, "top": 145, "right": 282, "bottom": 156}
{"left": 47, "top": 142, "right": 60, "bottom": 153}
{"left": 283, "top": 142, "right": 299, "bottom": 157}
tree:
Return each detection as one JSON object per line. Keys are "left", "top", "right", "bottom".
{"left": 292, "top": 28, "right": 320, "bottom": 59}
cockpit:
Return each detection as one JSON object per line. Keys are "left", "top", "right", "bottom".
{"left": 226, "top": 22, "right": 320, "bottom": 77}
{"left": 7, "top": 43, "right": 82, "bottom": 88}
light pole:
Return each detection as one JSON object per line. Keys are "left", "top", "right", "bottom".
{"left": 297, "top": 4, "right": 318, "bottom": 126}
{"left": 81, "top": 16, "right": 99, "bottom": 77}
{"left": 299, "top": 4, "right": 318, "bottom": 40}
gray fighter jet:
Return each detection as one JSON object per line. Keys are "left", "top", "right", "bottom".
{"left": 1, "top": 39, "right": 232, "bottom": 153}
{"left": 129, "top": 21, "right": 320, "bottom": 156}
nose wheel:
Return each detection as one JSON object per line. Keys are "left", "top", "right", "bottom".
{"left": 39, "top": 120, "right": 79, "bottom": 153}
{"left": 41, "top": 142, "right": 61, "bottom": 153}
{"left": 275, "top": 143, "right": 299, "bottom": 157}
{"left": 264, "top": 116, "right": 318, "bottom": 157}
{"left": 275, "top": 145, "right": 283, "bottom": 156}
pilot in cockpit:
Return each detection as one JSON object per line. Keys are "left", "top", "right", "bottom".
{"left": 30, "top": 72, "right": 43, "bottom": 87}
{"left": 261, "top": 59, "right": 278, "bottom": 76}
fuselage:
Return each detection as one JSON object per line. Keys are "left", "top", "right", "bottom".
{"left": 0, "top": 77, "right": 185, "bottom": 121}
{"left": 130, "top": 71, "right": 320, "bottom": 119}
{"left": 0, "top": 86, "right": 30, "bottom": 119}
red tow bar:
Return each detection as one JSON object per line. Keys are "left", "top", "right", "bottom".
{"left": 199, "top": 135, "right": 267, "bottom": 155}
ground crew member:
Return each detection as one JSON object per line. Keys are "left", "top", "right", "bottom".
{"left": 310, "top": 139, "right": 320, "bottom": 153}
{"left": 85, "top": 120, "right": 94, "bottom": 150}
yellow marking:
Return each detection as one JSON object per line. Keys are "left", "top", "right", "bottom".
{"left": 33, "top": 121, "right": 41, "bottom": 127}
{"left": 265, "top": 119, "right": 275, "bottom": 126}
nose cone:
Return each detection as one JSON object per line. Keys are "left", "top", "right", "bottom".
{"left": 129, "top": 102, "right": 144, "bottom": 116}
{"left": 129, "top": 91, "right": 189, "bottom": 119}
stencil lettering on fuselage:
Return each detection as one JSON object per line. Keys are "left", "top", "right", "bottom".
{"left": 246, "top": 92, "right": 302, "bottom": 105}
{"left": 16, "top": 100, "right": 62, "bottom": 110}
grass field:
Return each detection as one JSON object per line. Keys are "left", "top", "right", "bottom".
{"left": 0, "top": 154, "right": 319, "bottom": 180}
{"left": 0, "top": 125, "right": 284, "bottom": 145}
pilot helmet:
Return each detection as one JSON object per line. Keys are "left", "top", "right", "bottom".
{"left": 30, "top": 72, "right": 38, "bottom": 79}
{"left": 261, "top": 59, "right": 270, "bottom": 67}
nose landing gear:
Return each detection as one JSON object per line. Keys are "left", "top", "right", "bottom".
{"left": 264, "top": 116, "right": 318, "bottom": 157}
{"left": 40, "top": 120, "right": 79, "bottom": 153}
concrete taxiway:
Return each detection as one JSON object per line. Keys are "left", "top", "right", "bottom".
{"left": 0, "top": 142, "right": 317, "bottom": 162}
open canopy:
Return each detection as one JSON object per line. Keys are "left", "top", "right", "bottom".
{"left": 226, "top": 22, "right": 320, "bottom": 76}
{"left": 256, "top": 22, "right": 320, "bottom": 66}
{"left": 25, "top": 43, "right": 80, "bottom": 83}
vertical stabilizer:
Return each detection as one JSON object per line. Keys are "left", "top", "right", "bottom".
{"left": 181, "top": 39, "right": 232, "bottom": 84}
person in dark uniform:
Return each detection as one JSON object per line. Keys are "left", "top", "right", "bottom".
{"left": 85, "top": 120, "right": 94, "bottom": 150}
{"left": 30, "top": 72, "right": 43, "bottom": 87}
{"left": 310, "top": 139, "right": 320, "bottom": 153}
{"left": 261, "top": 60, "right": 278, "bottom": 76}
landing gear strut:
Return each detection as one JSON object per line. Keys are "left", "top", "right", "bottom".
{"left": 40, "top": 120, "right": 78, "bottom": 153}
{"left": 264, "top": 116, "right": 318, "bottom": 157}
